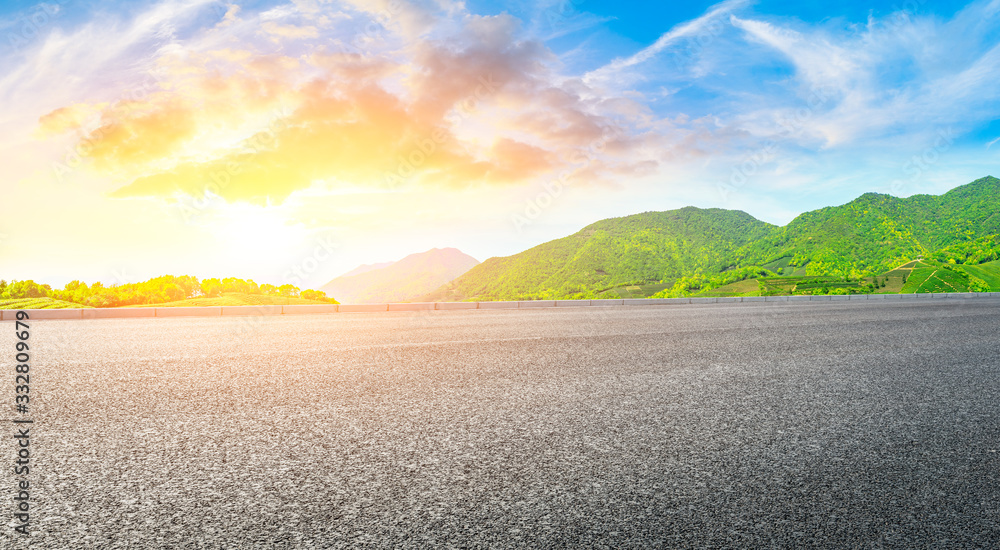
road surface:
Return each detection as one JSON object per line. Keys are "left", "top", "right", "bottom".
{"left": 4, "top": 298, "right": 1000, "bottom": 548}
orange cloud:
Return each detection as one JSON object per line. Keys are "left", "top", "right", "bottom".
{"left": 83, "top": 96, "right": 198, "bottom": 171}
{"left": 486, "top": 138, "right": 554, "bottom": 182}
{"left": 34, "top": 103, "right": 105, "bottom": 137}
{"left": 38, "top": 5, "right": 659, "bottom": 203}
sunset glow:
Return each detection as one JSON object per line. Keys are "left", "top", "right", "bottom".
{"left": 3, "top": 0, "right": 1000, "bottom": 287}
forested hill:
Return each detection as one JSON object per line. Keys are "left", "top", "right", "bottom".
{"left": 422, "top": 207, "right": 776, "bottom": 302}
{"left": 736, "top": 176, "right": 1000, "bottom": 277}
{"left": 424, "top": 176, "right": 1000, "bottom": 301}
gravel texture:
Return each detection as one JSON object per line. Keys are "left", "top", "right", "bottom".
{"left": 3, "top": 298, "right": 1000, "bottom": 548}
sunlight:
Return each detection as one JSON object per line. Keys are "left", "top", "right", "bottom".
{"left": 212, "top": 202, "right": 308, "bottom": 258}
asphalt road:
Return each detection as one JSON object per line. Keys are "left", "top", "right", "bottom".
{"left": 4, "top": 298, "right": 1000, "bottom": 548}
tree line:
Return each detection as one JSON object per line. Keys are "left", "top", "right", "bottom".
{"left": 0, "top": 275, "right": 334, "bottom": 308}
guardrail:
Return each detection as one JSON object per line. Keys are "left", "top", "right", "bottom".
{"left": 2, "top": 292, "right": 999, "bottom": 320}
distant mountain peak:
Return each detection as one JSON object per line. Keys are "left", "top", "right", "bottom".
{"left": 339, "top": 261, "right": 394, "bottom": 278}
{"left": 321, "top": 248, "right": 479, "bottom": 304}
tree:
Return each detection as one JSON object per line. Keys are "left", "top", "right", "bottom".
{"left": 300, "top": 289, "right": 331, "bottom": 302}
{"left": 969, "top": 276, "right": 990, "bottom": 293}
{"left": 201, "top": 278, "right": 223, "bottom": 298}
{"left": 164, "top": 284, "right": 185, "bottom": 302}
{"left": 64, "top": 280, "right": 85, "bottom": 292}
{"left": 220, "top": 277, "right": 259, "bottom": 294}
{"left": 277, "top": 284, "right": 299, "bottom": 297}
{"left": 173, "top": 275, "right": 201, "bottom": 298}
{"left": 85, "top": 290, "right": 116, "bottom": 308}
{"left": 2, "top": 280, "right": 52, "bottom": 299}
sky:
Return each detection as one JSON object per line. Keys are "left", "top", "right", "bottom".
{"left": 2, "top": 0, "right": 1000, "bottom": 289}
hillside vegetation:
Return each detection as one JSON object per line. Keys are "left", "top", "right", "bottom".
{"left": 736, "top": 177, "right": 1000, "bottom": 277}
{"left": 0, "top": 276, "right": 336, "bottom": 309}
{"left": 427, "top": 176, "right": 1000, "bottom": 301}
{"left": 425, "top": 208, "right": 775, "bottom": 301}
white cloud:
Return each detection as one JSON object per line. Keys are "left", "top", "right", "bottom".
{"left": 730, "top": 16, "right": 863, "bottom": 99}
{"left": 0, "top": 0, "right": 217, "bottom": 109}
{"left": 583, "top": 0, "right": 750, "bottom": 87}
{"left": 720, "top": 3, "right": 1000, "bottom": 150}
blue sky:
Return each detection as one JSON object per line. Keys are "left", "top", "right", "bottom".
{"left": 2, "top": 0, "right": 1000, "bottom": 286}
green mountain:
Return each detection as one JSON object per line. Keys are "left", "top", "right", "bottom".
{"left": 425, "top": 176, "right": 1000, "bottom": 301}
{"left": 423, "top": 208, "right": 775, "bottom": 301}
{"left": 736, "top": 176, "right": 1000, "bottom": 278}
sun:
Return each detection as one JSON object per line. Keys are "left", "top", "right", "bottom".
{"left": 213, "top": 203, "right": 309, "bottom": 258}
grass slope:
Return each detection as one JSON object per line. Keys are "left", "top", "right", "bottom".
{"left": 900, "top": 268, "right": 968, "bottom": 293}
{"left": 595, "top": 282, "right": 675, "bottom": 299}
{"left": 694, "top": 279, "right": 761, "bottom": 297}
{"left": 0, "top": 298, "right": 91, "bottom": 309}
{"left": 960, "top": 262, "right": 1000, "bottom": 290}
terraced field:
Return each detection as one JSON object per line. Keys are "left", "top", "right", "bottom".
{"left": 0, "top": 298, "right": 89, "bottom": 309}
{"left": 900, "top": 268, "right": 969, "bottom": 293}
{"left": 758, "top": 276, "right": 856, "bottom": 295}
{"left": 760, "top": 256, "right": 807, "bottom": 276}
{"left": 960, "top": 261, "right": 1000, "bottom": 289}
{"left": 597, "top": 282, "right": 673, "bottom": 299}
{"left": 695, "top": 278, "right": 761, "bottom": 297}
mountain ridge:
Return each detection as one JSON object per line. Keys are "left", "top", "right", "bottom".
{"left": 423, "top": 176, "right": 1000, "bottom": 301}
